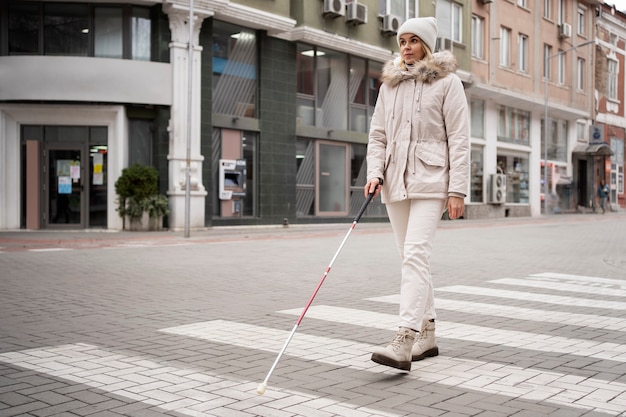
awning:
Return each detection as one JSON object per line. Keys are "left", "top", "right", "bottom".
{"left": 572, "top": 143, "right": 614, "bottom": 156}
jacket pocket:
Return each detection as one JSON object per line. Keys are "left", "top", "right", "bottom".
{"left": 384, "top": 140, "right": 396, "bottom": 170}
{"left": 416, "top": 140, "right": 446, "bottom": 167}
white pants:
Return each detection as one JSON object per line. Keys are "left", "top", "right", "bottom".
{"left": 385, "top": 198, "right": 446, "bottom": 331}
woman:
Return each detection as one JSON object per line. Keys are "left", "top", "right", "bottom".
{"left": 364, "top": 17, "right": 470, "bottom": 371}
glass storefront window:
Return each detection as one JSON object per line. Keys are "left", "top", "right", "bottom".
{"left": 470, "top": 99, "right": 484, "bottom": 138}
{"left": 44, "top": 3, "right": 89, "bottom": 56}
{"left": 541, "top": 118, "right": 568, "bottom": 162}
{"left": 470, "top": 147, "right": 484, "bottom": 202}
{"left": 212, "top": 22, "right": 257, "bottom": 118}
{"left": 350, "top": 57, "right": 367, "bottom": 133}
{"left": 94, "top": 7, "right": 123, "bottom": 58}
{"left": 497, "top": 153, "right": 529, "bottom": 203}
{"left": 368, "top": 61, "right": 382, "bottom": 124}
{"left": 296, "top": 139, "right": 315, "bottom": 216}
{"left": 498, "top": 105, "right": 530, "bottom": 144}
{"left": 6, "top": 3, "right": 153, "bottom": 61}
{"left": 317, "top": 48, "right": 348, "bottom": 130}
{"left": 297, "top": 44, "right": 316, "bottom": 127}
{"left": 131, "top": 7, "right": 151, "bottom": 61}
{"left": 8, "top": 3, "right": 39, "bottom": 54}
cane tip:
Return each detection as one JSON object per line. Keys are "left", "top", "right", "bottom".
{"left": 256, "top": 382, "right": 267, "bottom": 395}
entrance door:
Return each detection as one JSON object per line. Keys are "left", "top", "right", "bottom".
{"left": 577, "top": 159, "right": 587, "bottom": 208}
{"left": 46, "top": 146, "right": 86, "bottom": 227}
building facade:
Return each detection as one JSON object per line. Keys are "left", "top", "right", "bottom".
{"left": 596, "top": 3, "right": 626, "bottom": 210}
{"left": 0, "top": 0, "right": 622, "bottom": 231}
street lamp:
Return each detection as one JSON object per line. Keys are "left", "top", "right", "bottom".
{"left": 543, "top": 39, "right": 595, "bottom": 214}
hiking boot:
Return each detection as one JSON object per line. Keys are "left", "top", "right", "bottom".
{"left": 411, "top": 320, "right": 438, "bottom": 361}
{"left": 371, "top": 327, "right": 415, "bottom": 371}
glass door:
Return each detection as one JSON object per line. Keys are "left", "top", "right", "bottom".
{"left": 46, "top": 146, "right": 86, "bottom": 227}
{"left": 316, "top": 141, "right": 349, "bottom": 216}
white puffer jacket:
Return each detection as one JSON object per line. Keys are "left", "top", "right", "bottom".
{"left": 367, "top": 50, "right": 470, "bottom": 204}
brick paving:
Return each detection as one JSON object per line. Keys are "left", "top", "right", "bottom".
{"left": 0, "top": 212, "right": 625, "bottom": 416}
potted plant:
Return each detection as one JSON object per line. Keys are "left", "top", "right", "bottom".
{"left": 115, "top": 163, "right": 170, "bottom": 231}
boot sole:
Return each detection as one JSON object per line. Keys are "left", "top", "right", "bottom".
{"left": 371, "top": 352, "right": 411, "bottom": 371}
{"left": 411, "top": 346, "right": 439, "bottom": 362}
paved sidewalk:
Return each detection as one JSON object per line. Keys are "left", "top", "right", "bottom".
{"left": 1, "top": 212, "right": 625, "bottom": 416}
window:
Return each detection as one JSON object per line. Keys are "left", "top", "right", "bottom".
{"left": 558, "top": 0, "right": 564, "bottom": 23}
{"left": 497, "top": 154, "right": 530, "bottom": 204}
{"left": 297, "top": 43, "right": 381, "bottom": 132}
{"left": 8, "top": 2, "right": 40, "bottom": 54}
{"left": 94, "top": 7, "right": 123, "bottom": 58}
{"left": 131, "top": 7, "right": 151, "bottom": 61}
{"left": 470, "top": 99, "right": 484, "bottom": 138}
{"left": 379, "top": 0, "right": 418, "bottom": 22}
{"left": 518, "top": 0, "right": 527, "bottom": 8}
{"left": 470, "top": 147, "right": 484, "bottom": 203}
{"left": 498, "top": 105, "right": 530, "bottom": 144}
{"left": 577, "top": 6, "right": 586, "bottom": 36}
{"left": 436, "top": 0, "right": 463, "bottom": 43}
{"left": 6, "top": 3, "right": 154, "bottom": 60}
{"left": 577, "top": 58, "right": 585, "bottom": 90}
{"left": 471, "top": 15, "right": 484, "bottom": 59}
{"left": 557, "top": 51, "right": 565, "bottom": 85}
{"left": 543, "top": 44, "right": 552, "bottom": 80}
{"left": 317, "top": 48, "right": 348, "bottom": 130}
{"left": 544, "top": 0, "right": 551, "bottom": 19}
{"left": 518, "top": 34, "right": 528, "bottom": 73}
{"left": 577, "top": 121, "right": 587, "bottom": 142}
{"left": 212, "top": 22, "right": 257, "bottom": 117}
{"left": 44, "top": 3, "right": 89, "bottom": 56}
{"left": 610, "top": 138, "right": 624, "bottom": 198}
{"left": 500, "top": 27, "right": 511, "bottom": 67}
{"left": 608, "top": 57, "right": 618, "bottom": 101}
{"left": 541, "top": 118, "right": 568, "bottom": 162}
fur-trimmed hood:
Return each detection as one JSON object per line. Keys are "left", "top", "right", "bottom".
{"left": 380, "top": 50, "right": 458, "bottom": 87}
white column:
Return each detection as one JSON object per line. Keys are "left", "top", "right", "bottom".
{"left": 163, "top": 3, "right": 211, "bottom": 231}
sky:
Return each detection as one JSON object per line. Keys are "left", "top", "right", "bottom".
{"left": 607, "top": 0, "right": 626, "bottom": 12}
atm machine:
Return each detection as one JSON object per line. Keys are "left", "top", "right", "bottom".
{"left": 219, "top": 159, "right": 246, "bottom": 216}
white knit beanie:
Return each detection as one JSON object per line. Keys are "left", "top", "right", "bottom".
{"left": 397, "top": 17, "right": 438, "bottom": 53}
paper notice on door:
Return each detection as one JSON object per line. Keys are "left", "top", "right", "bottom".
{"left": 70, "top": 162, "right": 80, "bottom": 180}
{"left": 57, "top": 160, "right": 71, "bottom": 176}
{"left": 58, "top": 176, "right": 72, "bottom": 194}
{"left": 93, "top": 154, "right": 103, "bottom": 184}
{"left": 93, "top": 153, "right": 103, "bottom": 172}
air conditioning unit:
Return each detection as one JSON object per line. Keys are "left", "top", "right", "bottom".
{"left": 323, "top": 0, "right": 345, "bottom": 18}
{"left": 558, "top": 22, "right": 572, "bottom": 39}
{"left": 381, "top": 14, "right": 401, "bottom": 36}
{"left": 435, "top": 37, "right": 453, "bottom": 52}
{"left": 346, "top": 2, "right": 367, "bottom": 25}
{"left": 490, "top": 174, "right": 507, "bottom": 204}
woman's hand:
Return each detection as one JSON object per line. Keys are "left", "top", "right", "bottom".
{"left": 447, "top": 196, "right": 465, "bottom": 219}
{"left": 364, "top": 178, "right": 382, "bottom": 199}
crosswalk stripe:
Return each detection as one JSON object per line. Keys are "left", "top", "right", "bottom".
{"left": 161, "top": 319, "right": 626, "bottom": 415}
{"left": 490, "top": 278, "right": 626, "bottom": 298}
{"left": 530, "top": 272, "right": 626, "bottom": 289}
{"left": 277, "top": 305, "right": 626, "bottom": 363}
{"left": 437, "top": 298, "right": 626, "bottom": 331}
{"left": 0, "top": 342, "right": 401, "bottom": 417}
{"left": 436, "top": 285, "right": 626, "bottom": 310}
{"left": 368, "top": 295, "right": 626, "bottom": 332}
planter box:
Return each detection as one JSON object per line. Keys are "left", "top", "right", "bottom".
{"left": 126, "top": 212, "right": 163, "bottom": 231}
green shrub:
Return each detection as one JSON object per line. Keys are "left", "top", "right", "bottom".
{"left": 115, "top": 164, "right": 158, "bottom": 201}
{"left": 115, "top": 164, "right": 168, "bottom": 220}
